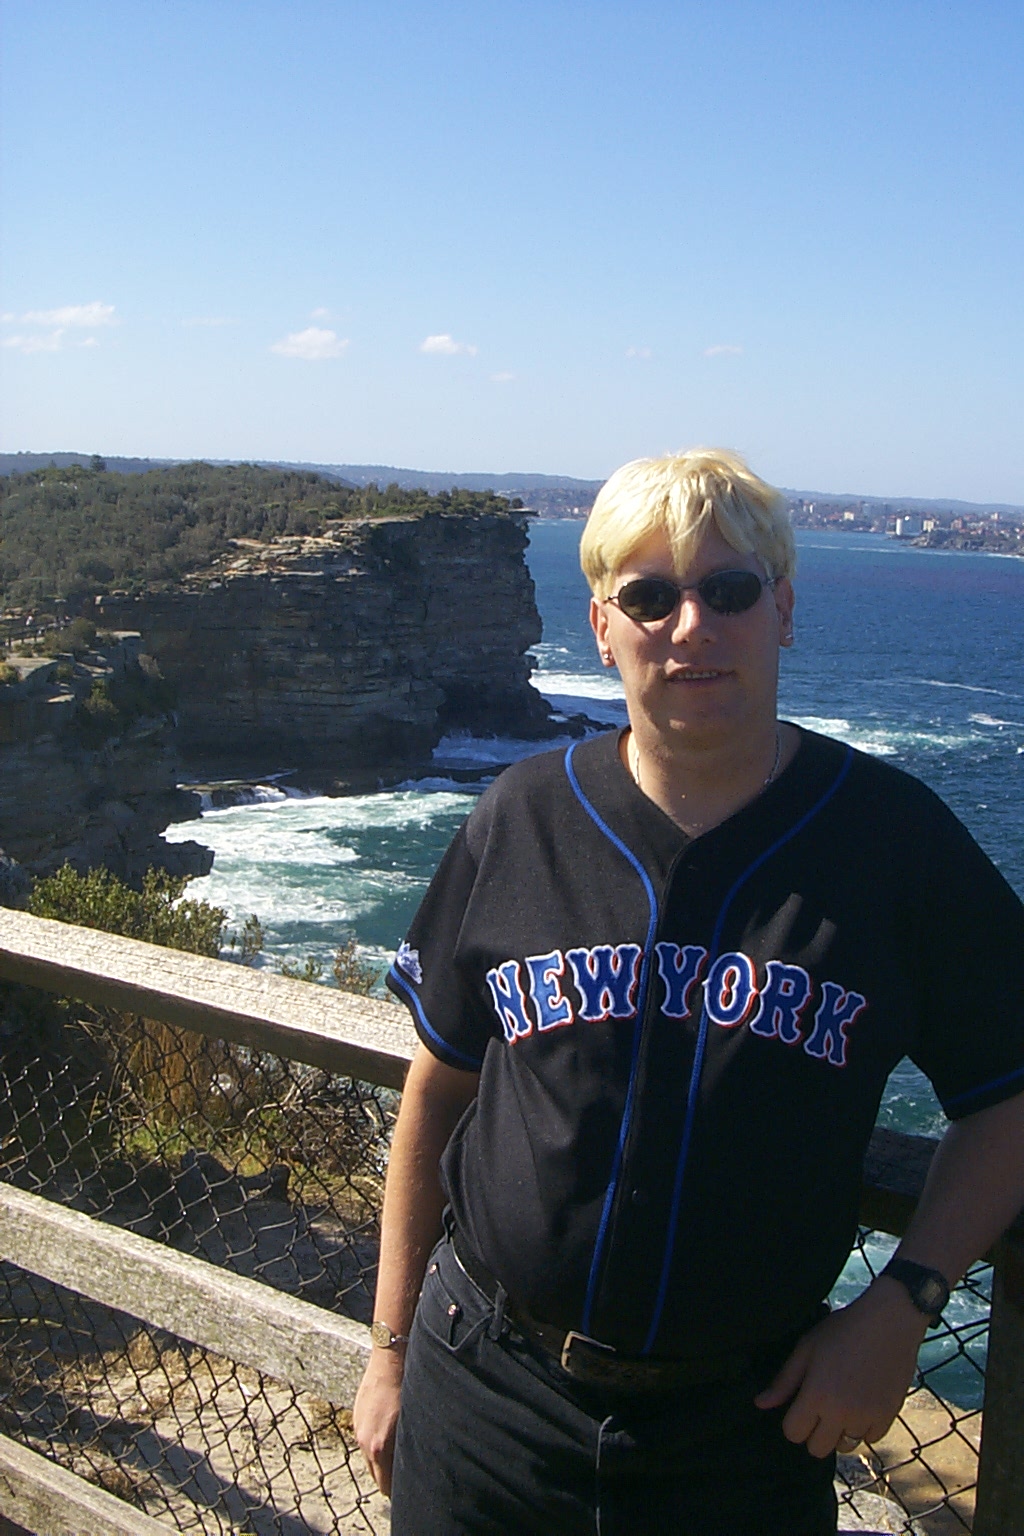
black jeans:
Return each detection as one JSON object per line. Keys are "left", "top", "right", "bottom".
{"left": 390, "top": 1234, "right": 837, "bottom": 1536}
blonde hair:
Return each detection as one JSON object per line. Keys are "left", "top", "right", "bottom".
{"left": 579, "top": 448, "right": 795, "bottom": 598}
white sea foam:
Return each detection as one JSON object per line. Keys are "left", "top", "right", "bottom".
{"left": 913, "top": 677, "right": 1020, "bottom": 699}
{"left": 968, "top": 712, "right": 1023, "bottom": 729}
{"left": 789, "top": 715, "right": 988, "bottom": 758}
{"left": 184, "top": 780, "right": 319, "bottom": 811}
{"left": 164, "top": 785, "right": 473, "bottom": 942}
{"left": 432, "top": 731, "right": 580, "bottom": 767}
{"left": 536, "top": 669, "right": 625, "bottom": 701}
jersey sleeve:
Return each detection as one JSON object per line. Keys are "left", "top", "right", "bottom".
{"left": 385, "top": 816, "right": 497, "bottom": 1072}
{"left": 906, "top": 794, "right": 1024, "bottom": 1120}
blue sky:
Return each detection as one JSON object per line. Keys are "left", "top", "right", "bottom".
{"left": 2, "top": 1, "right": 1022, "bottom": 501}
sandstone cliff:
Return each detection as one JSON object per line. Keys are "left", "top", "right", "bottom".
{"left": 0, "top": 641, "right": 211, "bottom": 885}
{"left": 98, "top": 511, "right": 553, "bottom": 770}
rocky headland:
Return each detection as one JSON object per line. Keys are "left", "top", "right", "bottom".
{"left": 96, "top": 510, "right": 555, "bottom": 773}
{"left": 1, "top": 508, "right": 559, "bottom": 889}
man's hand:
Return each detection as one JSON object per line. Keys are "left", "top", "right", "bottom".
{"left": 353, "top": 1347, "right": 406, "bottom": 1497}
{"left": 754, "top": 1278, "right": 928, "bottom": 1459}
{"left": 352, "top": 1044, "right": 480, "bottom": 1498}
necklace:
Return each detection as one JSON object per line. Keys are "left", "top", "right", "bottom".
{"left": 630, "top": 727, "right": 783, "bottom": 797}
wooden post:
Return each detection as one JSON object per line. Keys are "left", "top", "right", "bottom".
{"left": 974, "top": 1232, "right": 1024, "bottom": 1535}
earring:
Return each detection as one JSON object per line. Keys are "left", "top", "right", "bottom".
{"left": 602, "top": 651, "right": 614, "bottom": 667}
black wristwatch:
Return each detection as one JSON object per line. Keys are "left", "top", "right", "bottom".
{"left": 880, "top": 1257, "right": 950, "bottom": 1327}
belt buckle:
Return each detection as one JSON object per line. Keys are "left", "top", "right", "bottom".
{"left": 560, "top": 1329, "right": 618, "bottom": 1377}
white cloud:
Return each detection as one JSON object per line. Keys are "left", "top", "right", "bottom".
{"left": 22, "top": 301, "right": 115, "bottom": 328}
{"left": 309, "top": 306, "right": 331, "bottom": 320}
{"left": 2, "top": 330, "right": 65, "bottom": 354}
{"left": 490, "top": 371, "right": 515, "bottom": 383}
{"left": 626, "top": 346, "right": 652, "bottom": 360}
{"left": 270, "top": 326, "right": 349, "bottom": 361}
{"left": 420, "top": 333, "right": 478, "bottom": 356}
{"left": 1, "top": 300, "right": 116, "bottom": 352}
{"left": 703, "top": 343, "right": 743, "bottom": 358}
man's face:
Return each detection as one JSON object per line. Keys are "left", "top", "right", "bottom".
{"left": 589, "top": 522, "right": 794, "bottom": 751}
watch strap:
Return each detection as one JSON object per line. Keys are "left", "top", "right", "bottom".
{"left": 880, "top": 1257, "right": 950, "bottom": 1326}
{"left": 370, "top": 1319, "right": 410, "bottom": 1350}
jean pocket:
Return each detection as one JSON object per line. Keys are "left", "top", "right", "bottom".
{"left": 416, "top": 1241, "right": 492, "bottom": 1356}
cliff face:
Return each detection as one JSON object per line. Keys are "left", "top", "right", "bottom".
{"left": 0, "top": 643, "right": 211, "bottom": 885}
{"left": 99, "top": 512, "right": 553, "bottom": 769}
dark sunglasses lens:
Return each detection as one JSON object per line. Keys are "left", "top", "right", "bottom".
{"left": 615, "top": 578, "right": 680, "bottom": 621}
{"left": 699, "top": 571, "right": 764, "bottom": 614}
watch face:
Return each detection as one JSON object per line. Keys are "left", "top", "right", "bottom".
{"left": 919, "top": 1277, "right": 947, "bottom": 1312}
{"left": 371, "top": 1320, "right": 393, "bottom": 1349}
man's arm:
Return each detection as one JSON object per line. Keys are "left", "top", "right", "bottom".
{"left": 353, "top": 1043, "right": 480, "bottom": 1496}
{"left": 756, "top": 1088, "right": 1024, "bottom": 1458}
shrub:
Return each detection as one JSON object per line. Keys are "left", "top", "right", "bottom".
{"left": 278, "top": 938, "right": 380, "bottom": 994}
{"left": 25, "top": 866, "right": 250, "bottom": 1129}
{"left": 65, "top": 616, "right": 98, "bottom": 653}
{"left": 333, "top": 938, "right": 381, "bottom": 995}
{"left": 36, "top": 616, "right": 96, "bottom": 658}
{"left": 0, "top": 661, "right": 18, "bottom": 686}
{"left": 77, "top": 679, "right": 121, "bottom": 743}
{"left": 29, "top": 864, "right": 227, "bottom": 955}
{"left": 279, "top": 955, "right": 325, "bottom": 984}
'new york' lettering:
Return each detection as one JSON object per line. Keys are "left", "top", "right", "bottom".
{"left": 483, "top": 943, "right": 867, "bottom": 1067}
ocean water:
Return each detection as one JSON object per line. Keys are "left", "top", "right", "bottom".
{"left": 165, "top": 523, "right": 1024, "bottom": 1144}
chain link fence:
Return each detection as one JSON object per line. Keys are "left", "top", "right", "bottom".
{"left": 0, "top": 980, "right": 393, "bottom": 1532}
{"left": 0, "top": 974, "right": 998, "bottom": 1533}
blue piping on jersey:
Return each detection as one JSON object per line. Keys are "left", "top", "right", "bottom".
{"left": 944, "top": 1061, "right": 1024, "bottom": 1116}
{"left": 387, "top": 964, "right": 485, "bottom": 1072}
{"left": 563, "top": 740, "right": 661, "bottom": 1334}
{"left": 643, "top": 744, "right": 855, "bottom": 1354}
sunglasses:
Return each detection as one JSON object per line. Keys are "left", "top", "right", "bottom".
{"left": 606, "top": 569, "right": 775, "bottom": 622}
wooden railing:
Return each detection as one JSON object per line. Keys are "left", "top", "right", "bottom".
{"left": 0, "top": 908, "right": 1021, "bottom": 1535}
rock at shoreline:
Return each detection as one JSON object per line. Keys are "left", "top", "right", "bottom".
{"left": 0, "top": 636, "right": 210, "bottom": 887}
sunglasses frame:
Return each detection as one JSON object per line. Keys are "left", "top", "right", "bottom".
{"left": 606, "top": 569, "right": 776, "bottom": 623}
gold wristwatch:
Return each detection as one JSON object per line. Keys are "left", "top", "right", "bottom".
{"left": 370, "top": 1320, "right": 410, "bottom": 1350}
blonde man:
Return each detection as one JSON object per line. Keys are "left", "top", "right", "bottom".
{"left": 356, "top": 450, "right": 1024, "bottom": 1535}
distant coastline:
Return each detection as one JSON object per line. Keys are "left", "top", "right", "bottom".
{"left": 788, "top": 505, "right": 1023, "bottom": 558}
{"left": 3, "top": 451, "right": 1023, "bottom": 528}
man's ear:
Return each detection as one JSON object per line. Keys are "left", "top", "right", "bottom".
{"left": 590, "top": 597, "right": 615, "bottom": 666}
{"left": 775, "top": 578, "right": 795, "bottom": 647}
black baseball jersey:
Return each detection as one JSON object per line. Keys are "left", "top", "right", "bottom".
{"left": 386, "top": 728, "right": 1024, "bottom": 1359}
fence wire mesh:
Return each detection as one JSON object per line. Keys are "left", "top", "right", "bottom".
{"left": 0, "top": 980, "right": 392, "bottom": 1532}
{"left": 0, "top": 979, "right": 994, "bottom": 1534}
{"left": 833, "top": 1234, "right": 987, "bottom": 1534}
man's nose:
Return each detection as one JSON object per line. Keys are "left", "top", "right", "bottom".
{"left": 669, "top": 591, "right": 713, "bottom": 642}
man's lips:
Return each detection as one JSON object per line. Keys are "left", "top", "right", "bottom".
{"left": 665, "top": 668, "right": 731, "bottom": 682}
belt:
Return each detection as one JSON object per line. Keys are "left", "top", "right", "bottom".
{"left": 449, "top": 1227, "right": 768, "bottom": 1396}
